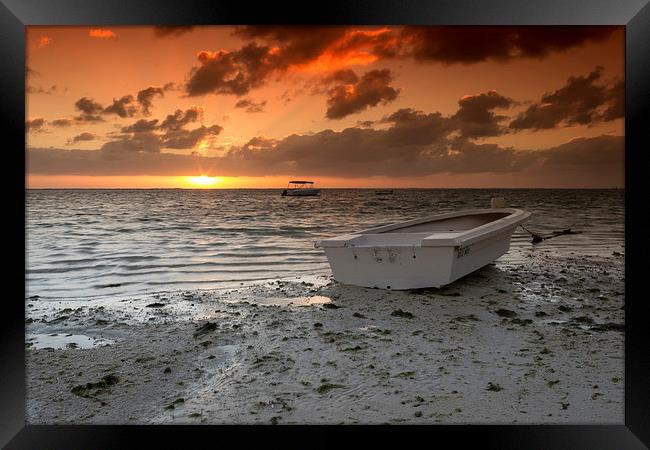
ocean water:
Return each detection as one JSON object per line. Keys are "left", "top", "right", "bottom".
{"left": 26, "top": 189, "right": 624, "bottom": 300}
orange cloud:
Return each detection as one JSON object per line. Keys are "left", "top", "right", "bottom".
{"left": 290, "top": 28, "right": 397, "bottom": 73}
{"left": 89, "top": 28, "right": 117, "bottom": 39}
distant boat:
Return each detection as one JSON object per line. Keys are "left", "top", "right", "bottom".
{"left": 315, "top": 206, "right": 530, "bottom": 290}
{"left": 374, "top": 189, "right": 393, "bottom": 195}
{"left": 281, "top": 181, "right": 320, "bottom": 197}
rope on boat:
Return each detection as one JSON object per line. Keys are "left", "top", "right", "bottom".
{"left": 519, "top": 224, "right": 583, "bottom": 244}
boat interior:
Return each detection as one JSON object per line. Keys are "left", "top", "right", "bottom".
{"left": 383, "top": 212, "right": 510, "bottom": 234}
{"left": 346, "top": 212, "right": 512, "bottom": 247}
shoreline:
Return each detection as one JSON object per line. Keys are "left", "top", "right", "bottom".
{"left": 26, "top": 252, "right": 624, "bottom": 424}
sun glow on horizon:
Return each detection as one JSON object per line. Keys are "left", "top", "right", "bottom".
{"left": 186, "top": 175, "right": 223, "bottom": 187}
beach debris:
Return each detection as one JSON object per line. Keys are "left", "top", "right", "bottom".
{"left": 486, "top": 382, "right": 503, "bottom": 392}
{"left": 352, "top": 312, "right": 366, "bottom": 318}
{"left": 163, "top": 367, "right": 171, "bottom": 374}
{"left": 146, "top": 302, "right": 165, "bottom": 308}
{"left": 547, "top": 380, "right": 560, "bottom": 388}
{"left": 520, "top": 224, "right": 583, "bottom": 244}
{"left": 391, "top": 309, "right": 414, "bottom": 319}
{"left": 557, "top": 305, "right": 573, "bottom": 313}
{"left": 316, "top": 383, "right": 345, "bottom": 394}
{"left": 313, "top": 322, "right": 323, "bottom": 328}
{"left": 189, "top": 412, "right": 202, "bottom": 418}
{"left": 193, "top": 322, "right": 218, "bottom": 339}
{"left": 494, "top": 309, "right": 517, "bottom": 318}
{"left": 414, "top": 411, "right": 423, "bottom": 417}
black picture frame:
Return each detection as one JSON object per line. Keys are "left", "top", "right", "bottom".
{"left": 2, "top": 0, "right": 649, "bottom": 448}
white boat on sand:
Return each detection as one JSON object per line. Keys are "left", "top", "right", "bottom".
{"left": 315, "top": 207, "right": 530, "bottom": 290}
{"left": 281, "top": 181, "right": 320, "bottom": 197}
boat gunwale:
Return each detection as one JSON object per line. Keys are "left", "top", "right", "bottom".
{"left": 315, "top": 208, "right": 531, "bottom": 248}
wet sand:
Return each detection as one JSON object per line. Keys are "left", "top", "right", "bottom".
{"left": 26, "top": 251, "right": 624, "bottom": 424}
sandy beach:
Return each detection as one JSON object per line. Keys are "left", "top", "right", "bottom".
{"left": 25, "top": 248, "right": 624, "bottom": 425}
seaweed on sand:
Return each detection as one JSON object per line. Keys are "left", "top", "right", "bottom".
{"left": 391, "top": 309, "right": 414, "bottom": 319}
{"left": 71, "top": 374, "right": 119, "bottom": 403}
{"left": 494, "top": 309, "right": 517, "bottom": 318}
{"left": 316, "top": 383, "right": 345, "bottom": 394}
{"left": 486, "top": 382, "right": 503, "bottom": 392}
{"left": 193, "top": 322, "right": 217, "bottom": 339}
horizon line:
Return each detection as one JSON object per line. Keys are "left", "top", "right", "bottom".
{"left": 25, "top": 187, "right": 625, "bottom": 190}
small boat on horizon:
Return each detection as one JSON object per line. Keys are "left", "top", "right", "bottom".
{"left": 315, "top": 204, "right": 530, "bottom": 290}
{"left": 374, "top": 189, "right": 394, "bottom": 195}
{"left": 281, "top": 181, "right": 320, "bottom": 197}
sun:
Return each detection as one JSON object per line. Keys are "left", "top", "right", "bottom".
{"left": 186, "top": 175, "right": 222, "bottom": 187}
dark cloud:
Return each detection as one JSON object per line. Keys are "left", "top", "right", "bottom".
{"left": 540, "top": 135, "right": 623, "bottom": 166}
{"left": 136, "top": 86, "right": 165, "bottom": 115}
{"left": 121, "top": 119, "right": 159, "bottom": 133}
{"left": 26, "top": 118, "right": 46, "bottom": 133}
{"left": 27, "top": 84, "right": 65, "bottom": 95}
{"left": 233, "top": 26, "right": 348, "bottom": 67}
{"left": 234, "top": 98, "right": 267, "bottom": 113}
{"left": 103, "top": 95, "right": 138, "bottom": 118}
{"left": 101, "top": 131, "right": 163, "bottom": 155}
{"left": 509, "top": 67, "right": 623, "bottom": 130}
{"left": 160, "top": 106, "right": 204, "bottom": 130}
{"left": 162, "top": 125, "right": 223, "bottom": 149}
{"left": 27, "top": 134, "right": 622, "bottom": 181}
{"left": 186, "top": 26, "right": 618, "bottom": 100}
{"left": 51, "top": 118, "right": 74, "bottom": 127}
{"left": 153, "top": 26, "right": 195, "bottom": 38}
{"left": 67, "top": 132, "right": 97, "bottom": 145}
{"left": 451, "top": 90, "right": 514, "bottom": 138}
{"left": 186, "top": 27, "right": 357, "bottom": 97}
{"left": 97, "top": 106, "right": 221, "bottom": 154}
{"left": 602, "top": 80, "right": 624, "bottom": 121}
{"left": 186, "top": 43, "right": 278, "bottom": 96}
{"left": 325, "top": 69, "right": 399, "bottom": 119}
{"left": 74, "top": 97, "right": 104, "bottom": 122}
{"left": 380, "top": 108, "right": 451, "bottom": 146}
{"left": 402, "top": 26, "right": 617, "bottom": 64}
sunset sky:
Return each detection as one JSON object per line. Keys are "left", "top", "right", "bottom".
{"left": 25, "top": 26, "right": 624, "bottom": 188}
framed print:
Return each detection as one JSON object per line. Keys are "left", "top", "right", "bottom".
{"left": 2, "top": 0, "right": 649, "bottom": 448}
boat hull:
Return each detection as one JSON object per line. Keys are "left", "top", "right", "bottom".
{"left": 322, "top": 227, "right": 515, "bottom": 289}
{"left": 316, "top": 208, "right": 529, "bottom": 290}
{"left": 282, "top": 189, "right": 320, "bottom": 196}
